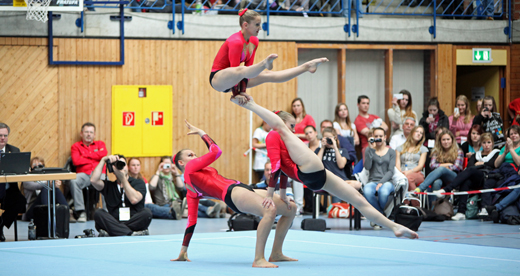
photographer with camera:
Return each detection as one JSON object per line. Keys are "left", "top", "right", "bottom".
{"left": 472, "top": 96, "right": 505, "bottom": 149}
{"left": 316, "top": 127, "right": 361, "bottom": 203}
{"left": 363, "top": 127, "right": 395, "bottom": 230}
{"left": 90, "top": 155, "right": 152, "bottom": 237}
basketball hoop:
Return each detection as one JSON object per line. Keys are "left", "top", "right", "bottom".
{"left": 25, "top": 0, "right": 52, "bottom": 22}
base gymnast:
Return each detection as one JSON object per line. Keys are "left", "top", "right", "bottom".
{"left": 170, "top": 120, "right": 297, "bottom": 268}
{"left": 230, "top": 96, "right": 419, "bottom": 240}
{"left": 210, "top": 8, "right": 328, "bottom": 104}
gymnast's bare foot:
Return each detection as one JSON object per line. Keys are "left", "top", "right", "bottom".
{"left": 305, "top": 57, "right": 329, "bottom": 73}
{"left": 269, "top": 254, "right": 298, "bottom": 262}
{"left": 264, "top": 54, "right": 278, "bottom": 70}
{"left": 253, "top": 258, "right": 279, "bottom": 268}
{"left": 230, "top": 94, "right": 255, "bottom": 107}
{"left": 394, "top": 224, "right": 419, "bottom": 239}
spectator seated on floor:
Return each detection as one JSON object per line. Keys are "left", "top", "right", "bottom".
{"left": 90, "top": 155, "right": 152, "bottom": 237}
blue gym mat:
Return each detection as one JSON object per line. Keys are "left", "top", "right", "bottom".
{"left": 1, "top": 230, "right": 519, "bottom": 276}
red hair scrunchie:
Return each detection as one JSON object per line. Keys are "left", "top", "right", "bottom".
{"left": 274, "top": 110, "right": 281, "bottom": 114}
{"left": 239, "top": 8, "right": 248, "bottom": 17}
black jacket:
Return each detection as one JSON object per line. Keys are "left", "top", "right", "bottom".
{"left": 4, "top": 144, "right": 20, "bottom": 153}
{"left": 472, "top": 113, "right": 505, "bottom": 148}
{"left": 419, "top": 109, "right": 449, "bottom": 142}
{"left": 0, "top": 143, "right": 25, "bottom": 229}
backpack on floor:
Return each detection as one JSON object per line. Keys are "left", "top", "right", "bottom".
{"left": 227, "top": 213, "right": 260, "bottom": 231}
{"left": 394, "top": 198, "right": 423, "bottom": 231}
{"left": 465, "top": 194, "right": 480, "bottom": 219}
{"left": 34, "top": 204, "right": 70, "bottom": 239}
{"left": 499, "top": 205, "right": 520, "bottom": 224}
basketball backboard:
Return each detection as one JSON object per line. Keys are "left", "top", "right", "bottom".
{"left": 0, "top": 0, "right": 83, "bottom": 11}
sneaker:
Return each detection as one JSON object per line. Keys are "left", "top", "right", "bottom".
{"left": 432, "top": 189, "right": 446, "bottom": 199}
{"left": 69, "top": 210, "right": 77, "bottom": 223}
{"left": 98, "top": 229, "right": 109, "bottom": 237}
{"left": 451, "top": 213, "right": 466, "bottom": 221}
{"left": 131, "top": 229, "right": 150, "bottom": 236}
{"left": 477, "top": 208, "right": 488, "bottom": 217}
{"left": 370, "top": 222, "right": 382, "bottom": 230}
{"left": 206, "top": 203, "right": 222, "bottom": 218}
{"left": 77, "top": 211, "right": 87, "bottom": 223}
{"left": 171, "top": 203, "right": 182, "bottom": 220}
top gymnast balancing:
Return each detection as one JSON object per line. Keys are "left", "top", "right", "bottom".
{"left": 170, "top": 120, "right": 297, "bottom": 268}
{"left": 230, "top": 96, "right": 419, "bottom": 239}
{"left": 210, "top": 8, "right": 328, "bottom": 104}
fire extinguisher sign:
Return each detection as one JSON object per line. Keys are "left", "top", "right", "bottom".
{"left": 123, "top": 112, "right": 135, "bottom": 126}
{"left": 152, "top": 111, "right": 164, "bottom": 126}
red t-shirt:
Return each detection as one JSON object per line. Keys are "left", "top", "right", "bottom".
{"left": 354, "top": 114, "right": 381, "bottom": 150}
{"left": 71, "top": 140, "right": 107, "bottom": 175}
{"left": 211, "top": 31, "right": 259, "bottom": 72}
{"left": 266, "top": 131, "right": 301, "bottom": 187}
{"left": 182, "top": 134, "right": 239, "bottom": 247}
{"left": 509, "top": 98, "right": 520, "bottom": 126}
{"left": 294, "top": 114, "right": 316, "bottom": 143}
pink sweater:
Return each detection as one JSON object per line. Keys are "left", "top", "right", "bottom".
{"left": 448, "top": 115, "right": 473, "bottom": 144}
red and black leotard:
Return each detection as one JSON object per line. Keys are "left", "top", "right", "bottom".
{"left": 211, "top": 31, "right": 259, "bottom": 72}
{"left": 210, "top": 31, "right": 259, "bottom": 94}
{"left": 181, "top": 134, "right": 240, "bottom": 247}
{"left": 266, "top": 131, "right": 327, "bottom": 191}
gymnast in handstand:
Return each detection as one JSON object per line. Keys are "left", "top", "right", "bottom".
{"left": 230, "top": 96, "right": 419, "bottom": 240}
{"left": 210, "top": 8, "right": 328, "bottom": 104}
{"left": 170, "top": 120, "right": 297, "bottom": 268}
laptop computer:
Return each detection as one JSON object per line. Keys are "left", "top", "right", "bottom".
{"left": 0, "top": 152, "right": 31, "bottom": 175}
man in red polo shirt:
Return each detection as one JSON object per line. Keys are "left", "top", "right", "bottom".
{"left": 70, "top": 122, "right": 107, "bottom": 222}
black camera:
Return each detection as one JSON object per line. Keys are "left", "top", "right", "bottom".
{"left": 75, "top": 228, "right": 96, "bottom": 239}
{"left": 369, "top": 138, "right": 382, "bottom": 143}
{"left": 326, "top": 138, "right": 333, "bottom": 145}
{"left": 106, "top": 159, "right": 126, "bottom": 173}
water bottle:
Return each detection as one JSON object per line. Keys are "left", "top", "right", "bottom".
{"left": 195, "top": 0, "right": 202, "bottom": 15}
{"left": 28, "top": 219, "right": 36, "bottom": 240}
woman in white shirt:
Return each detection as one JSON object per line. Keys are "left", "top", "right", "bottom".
{"left": 333, "top": 103, "right": 359, "bottom": 146}
{"left": 387, "top": 90, "right": 418, "bottom": 138}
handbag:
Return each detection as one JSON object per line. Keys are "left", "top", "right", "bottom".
{"left": 394, "top": 197, "right": 423, "bottom": 231}
{"left": 327, "top": 203, "right": 353, "bottom": 218}
{"left": 433, "top": 198, "right": 455, "bottom": 219}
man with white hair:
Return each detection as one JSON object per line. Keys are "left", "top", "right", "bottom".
{"left": 389, "top": 117, "right": 416, "bottom": 150}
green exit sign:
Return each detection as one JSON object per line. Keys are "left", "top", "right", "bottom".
{"left": 473, "top": 48, "right": 492, "bottom": 63}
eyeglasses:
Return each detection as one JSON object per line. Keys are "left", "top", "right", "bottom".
{"left": 0, "top": 134, "right": 8, "bottom": 138}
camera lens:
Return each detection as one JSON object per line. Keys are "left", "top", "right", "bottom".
{"left": 326, "top": 138, "right": 333, "bottom": 145}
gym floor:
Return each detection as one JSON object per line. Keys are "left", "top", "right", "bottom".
{"left": 1, "top": 216, "right": 519, "bottom": 275}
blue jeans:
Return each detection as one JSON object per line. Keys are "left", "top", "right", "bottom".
{"left": 418, "top": 167, "right": 457, "bottom": 192}
{"left": 482, "top": 0, "right": 494, "bottom": 16}
{"left": 364, "top": 182, "right": 394, "bottom": 214}
{"left": 145, "top": 203, "right": 173, "bottom": 219}
{"left": 496, "top": 188, "right": 520, "bottom": 212}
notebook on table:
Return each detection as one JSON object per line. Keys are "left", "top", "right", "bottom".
{"left": 0, "top": 152, "right": 31, "bottom": 175}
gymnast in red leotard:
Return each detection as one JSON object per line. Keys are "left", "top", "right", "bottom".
{"left": 209, "top": 9, "right": 329, "bottom": 105}
{"left": 170, "top": 120, "right": 297, "bottom": 268}
{"left": 231, "top": 96, "right": 420, "bottom": 240}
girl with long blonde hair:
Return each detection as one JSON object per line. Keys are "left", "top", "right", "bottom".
{"left": 449, "top": 95, "right": 474, "bottom": 144}
{"left": 395, "top": 126, "right": 428, "bottom": 191}
{"left": 333, "top": 103, "right": 360, "bottom": 146}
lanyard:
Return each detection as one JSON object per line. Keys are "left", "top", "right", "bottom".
{"left": 118, "top": 185, "right": 126, "bottom": 208}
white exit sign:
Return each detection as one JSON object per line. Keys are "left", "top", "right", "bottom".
{"left": 473, "top": 48, "right": 492, "bottom": 63}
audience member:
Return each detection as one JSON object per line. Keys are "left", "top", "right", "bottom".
{"left": 419, "top": 97, "right": 449, "bottom": 147}
{"left": 460, "top": 124, "right": 482, "bottom": 159}
{"left": 434, "top": 133, "right": 500, "bottom": 220}
{"left": 316, "top": 127, "right": 361, "bottom": 203}
{"left": 472, "top": 96, "right": 505, "bottom": 148}
{"left": 148, "top": 157, "right": 188, "bottom": 220}
{"left": 389, "top": 117, "right": 416, "bottom": 150}
{"left": 415, "top": 130, "right": 464, "bottom": 205}
{"left": 387, "top": 89, "right": 417, "bottom": 138}
{"left": 0, "top": 122, "right": 26, "bottom": 242}
{"left": 251, "top": 161, "right": 294, "bottom": 200}
{"left": 321, "top": 120, "right": 356, "bottom": 163}
{"left": 363, "top": 127, "right": 395, "bottom": 230}
{"left": 22, "top": 157, "right": 69, "bottom": 221}
{"left": 252, "top": 121, "right": 271, "bottom": 181}
{"left": 479, "top": 125, "right": 520, "bottom": 216}
{"left": 333, "top": 103, "right": 359, "bottom": 146}
{"left": 395, "top": 126, "right": 428, "bottom": 191}
{"left": 90, "top": 155, "right": 152, "bottom": 237}
{"left": 449, "top": 95, "right": 474, "bottom": 145}
{"left": 291, "top": 97, "right": 316, "bottom": 143}
{"left": 127, "top": 157, "right": 156, "bottom": 217}
{"left": 508, "top": 97, "right": 520, "bottom": 126}
{"left": 355, "top": 95, "right": 388, "bottom": 151}
{"left": 485, "top": 169, "right": 520, "bottom": 223}
{"left": 69, "top": 122, "right": 107, "bottom": 222}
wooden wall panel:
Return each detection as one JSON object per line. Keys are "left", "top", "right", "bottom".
{"left": 0, "top": 38, "right": 297, "bottom": 183}
{"left": 511, "top": 44, "right": 520, "bottom": 101}
{"left": 0, "top": 43, "right": 59, "bottom": 167}
{"left": 436, "top": 44, "right": 453, "bottom": 113}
